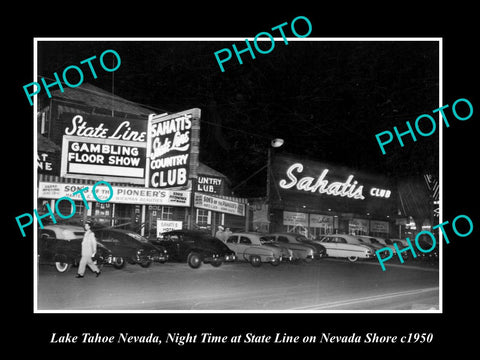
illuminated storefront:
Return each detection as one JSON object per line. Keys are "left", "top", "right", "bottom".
{"left": 262, "top": 155, "right": 397, "bottom": 239}
{"left": 36, "top": 84, "right": 247, "bottom": 238}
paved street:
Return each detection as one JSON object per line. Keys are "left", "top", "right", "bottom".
{"left": 36, "top": 258, "right": 439, "bottom": 311}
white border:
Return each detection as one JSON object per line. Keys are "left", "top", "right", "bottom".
{"left": 33, "top": 37, "right": 442, "bottom": 314}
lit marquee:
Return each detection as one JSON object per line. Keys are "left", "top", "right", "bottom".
{"left": 279, "top": 163, "right": 366, "bottom": 200}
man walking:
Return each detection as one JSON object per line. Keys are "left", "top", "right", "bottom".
{"left": 215, "top": 225, "right": 227, "bottom": 242}
{"left": 76, "top": 220, "right": 101, "bottom": 278}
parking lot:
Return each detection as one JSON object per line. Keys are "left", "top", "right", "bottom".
{"left": 37, "top": 258, "right": 439, "bottom": 311}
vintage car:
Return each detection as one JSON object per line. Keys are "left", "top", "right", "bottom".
{"left": 38, "top": 224, "right": 113, "bottom": 273}
{"left": 388, "top": 236, "right": 438, "bottom": 262}
{"left": 355, "top": 235, "right": 394, "bottom": 262}
{"left": 149, "top": 230, "right": 236, "bottom": 269}
{"left": 359, "top": 235, "right": 415, "bottom": 262}
{"left": 390, "top": 238, "right": 409, "bottom": 248}
{"left": 389, "top": 238, "right": 414, "bottom": 261}
{"left": 410, "top": 235, "right": 439, "bottom": 263}
{"left": 225, "top": 232, "right": 292, "bottom": 267}
{"left": 317, "top": 234, "right": 378, "bottom": 262}
{"left": 94, "top": 228, "right": 168, "bottom": 268}
{"left": 266, "top": 232, "right": 327, "bottom": 260}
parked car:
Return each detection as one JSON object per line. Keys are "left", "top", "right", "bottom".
{"left": 317, "top": 234, "right": 378, "bottom": 262}
{"left": 360, "top": 236, "right": 413, "bottom": 262}
{"left": 390, "top": 238, "right": 409, "bottom": 248}
{"left": 266, "top": 232, "right": 327, "bottom": 260}
{"left": 38, "top": 224, "right": 112, "bottom": 273}
{"left": 94, "top": 228, "right": 168, "bottom": 268}
{"left": 389, "top": 238, "right": 413, "bottom": 261}
{"left": 262, "top": 233, "right": 315, "bottom": 262}
{"left": 224, "top": 232, "right": 292, "bottom": 267}
{"left": 149, "top": 230, "right": 236, "bottom": 269}
{"left": 413, "top": 234, "right": 439, "bottom": 263}
{"left": 355, "top": 235, "right": 395, "bottom": 262}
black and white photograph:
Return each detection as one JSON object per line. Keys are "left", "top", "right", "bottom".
{"left": 33, "top": 38, "right": 441, "bottom": 312}
{"left": 8, "top": 3, "right": 478, "bottom": 355}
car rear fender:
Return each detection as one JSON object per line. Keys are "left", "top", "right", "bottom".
{"left": 187, "top": 248, "right": 209, "bottom": 259}
{"left": 355, "top": 244, "right": 375, "bottom": 255}
{"left": 289, "top": 244, "right": 312, "bottom": 254}
{"left": 53, "top": 253, "right": 72, "bottom": 264}
{"left": 244, "top": 247, "right": 274, "bottom": 257}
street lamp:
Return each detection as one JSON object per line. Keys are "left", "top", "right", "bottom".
{"left": 271, "top": 138, "right": 284, "bottom": 148}
{"left": 266, "top": 138, "right": 284, "bottom": 232}
{"left": 230, "top": 138, "right": 284, "bottom": 232}
{"left": 266, "top": 138, "right": 284, "bottom": 201}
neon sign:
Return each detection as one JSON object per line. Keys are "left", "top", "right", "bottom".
{"left": 370, "top": 187, "right": 391, "bottom": 198}
{"left": 278, "top": 163, "right": 366, "bottom": 200}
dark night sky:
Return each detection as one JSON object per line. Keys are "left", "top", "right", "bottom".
{"left": 37, "top": 39, "right": 439, "bottom": 196}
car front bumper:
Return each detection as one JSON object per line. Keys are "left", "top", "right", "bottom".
{"left": 150, "top": 254, "right": 169, "bottom": 262}
{"left": 136, "top": 253, "right": 169, "bottom": 263}
{"left": 204, "top": 254, "right": 237, "bottom": 263}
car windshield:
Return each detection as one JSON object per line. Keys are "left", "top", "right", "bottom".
{"left": 126, "top": 232, "right": 148, "bottom": 243}
{"left": 370, "top": 238, "right": 381, "bottom": 244}
{"left": 259, "top": 237, "right": 274, "bottom": 244}
{"left": 295, "top": 235, "right": 308, "bottom": 242}
{"left": 417, "top": 239, "right": 436, "bottom": 249}
{"left": 385, "top": 239, "right": 394, "bottom": 245}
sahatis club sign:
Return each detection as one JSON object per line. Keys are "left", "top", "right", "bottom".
{"left": 146, "top": 108, "right": 201, "bottom": 189}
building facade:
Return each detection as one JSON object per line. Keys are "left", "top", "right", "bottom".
{"left": 36, "top": 83, "right": 247, "bottom": 238}
{"left": 253, "top": 154, "right": 400, "bottom": 239}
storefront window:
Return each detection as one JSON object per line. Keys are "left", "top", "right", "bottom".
{"left": 310, "top": 225, "right": 332, "bottom": 239}
{"left": 93, "top": 202, "right": 113, "bottom": 226}
{"left": 196, "top": 209, "right": 210, "bottom": 225}
{"left": 159, "top": 206, "right": 173, "bottom": 220}
{"left": 370, "top": 220, "right": 390, "bottom": 238}
{"left": 284, "top": 224, "right": 310, "bottom": 238}
{"left": 349, "top": 218, "right": 369, "bottom": 235}
{"left": 50, "top": 200, "right": 86, "bottom": 223}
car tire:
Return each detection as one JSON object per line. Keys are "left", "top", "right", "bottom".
{"left": 187, "top": 252, "right": 202, "bottom": 269}
{"left": 211, "top": 260, "right": 222, "bottom": 267}
{"left": 249, "top": 255, "right": 262, "bottom": 267}
{"left": 270, "top": 258, "right": 281, "bottom": 266}
{"left": 139, "top": 260, "right": 151, "bottom": 268}
{"left": 55, "top": 262, "right": 71, "bottom": 273}
{"left": 113, "top": 257, "right": 126, "bottom": 269}
{"left": 347, "top": 256, "right": 358, "bottom": 262}
{"left": 303, "top": 257, "right": 313, "bottom": 263}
